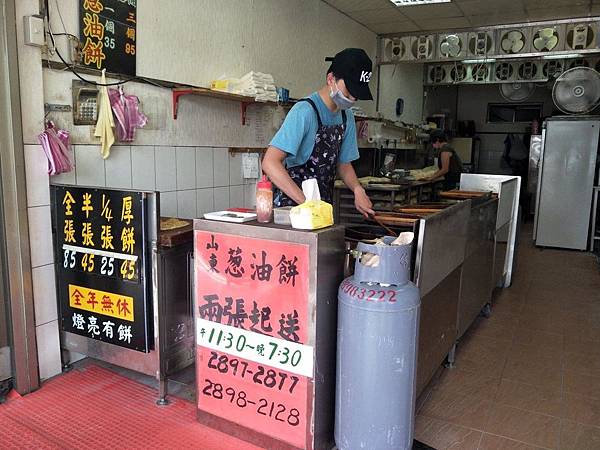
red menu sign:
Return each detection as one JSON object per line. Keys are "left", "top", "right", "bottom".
{"left": 195, "top": 231, "right": 311, "bottom": 449}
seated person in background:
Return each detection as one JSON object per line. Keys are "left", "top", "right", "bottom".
{"left": 420, "top": 130, "right": 463, "bottom": 190}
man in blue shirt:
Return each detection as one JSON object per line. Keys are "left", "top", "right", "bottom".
{"left": 262, "top": 48, "right": 374, "bottom": 218}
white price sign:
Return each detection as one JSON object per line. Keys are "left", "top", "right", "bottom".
{"left": 242, "top": 153, "right": 260, "bottom": 179}
{"left": 196, "top": 318, "right": 314, "bottom": 377}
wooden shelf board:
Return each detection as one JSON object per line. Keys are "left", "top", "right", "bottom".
{"left": 172, "top": 87, "right": 276, "bottom": 124}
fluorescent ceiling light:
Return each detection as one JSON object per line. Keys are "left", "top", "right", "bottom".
{"left": 462, "top": 58, "right": 496, "bottom": 64}
{"left": 542, "top": 53, "right": 582, "bottom": 60}
{"left": 390, "top": 0, "right": 451, "bottom": 5}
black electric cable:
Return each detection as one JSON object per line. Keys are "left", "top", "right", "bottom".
{"left": 48, "top": 32, "right": 79, "bottom": 39}
{"left": 44, "top": 0, "right": 138, "bottom": 87}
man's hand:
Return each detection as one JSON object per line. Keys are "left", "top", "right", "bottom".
{"left": 354, "top": 186, "right": 374, "bottom": 218}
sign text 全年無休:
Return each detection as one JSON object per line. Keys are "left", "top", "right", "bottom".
{"left": 53, "top": 185, "right": 151, "bottom": 352}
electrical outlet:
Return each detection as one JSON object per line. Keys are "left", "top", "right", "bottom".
{"left": 24, "top": 15, "right": 45, "bottom": 47}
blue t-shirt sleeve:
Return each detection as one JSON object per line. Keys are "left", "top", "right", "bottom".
{"left": 269, "top": 102, "right": 313, "bottom": 158}
{"left": 339, "top": 111, "right": 359, "bottom": 164}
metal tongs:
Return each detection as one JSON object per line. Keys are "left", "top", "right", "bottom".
{"left": 368, "top": 212, "right": 398, "bottom": 237}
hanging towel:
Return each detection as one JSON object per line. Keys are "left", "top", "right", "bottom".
{"left": 94, "top": 69, "right": 115, "bottom": 159}
{"left": 38, "top": 121, "right": 74, "bottom": 175}
{"left": 108, "top": 86, "right": 147, "bottom": 142}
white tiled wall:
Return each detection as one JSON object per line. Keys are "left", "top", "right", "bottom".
{"left": 159, "top": 191, "right": 177, "bottom": 217}
{"left": 155, "top": 146, "right": 177, "bottom": 192}
{"left": 27, "top": 206, "right": 55, "bottom": 268}
{"left": 24, "top": 145, "right": 50, "bottom": 207}
{"left": 175, "top": 147, "right": 196, "bottom": 190}
{"left": 28, "top": 142, "right": 259, "bottom": 383}
{"left": 197, "top": 188, "right": 214, "bottom": 214}
{"left": 177, "top": 190, "right": 197, "bottom": 219}
{"left": 214, "top": 187, "right": 231, "bottom": 211}
{"left": 51, "top": 145, "right": 259, "bottom": 219}
{"left": 35, "top": 320, "right": 62, "bottom": 380}
{"left": 75, "top": 146, "right": 106, "bottom": 187}
{"left": 213, "top": 149, "right": 230, "bottom": 187}
{"left": 196, "top": 148, "right": 213, "bottom": 188}
{"left": 32, "top": 142, "right": 258, "bottom": 381}
{"left": 105, "top": 146, "right": 133, "bottom": 189}
{"left": 131, "top": 146, "right": 156, "bottom": 190}
{"left": 32, "top": 264, "right": 58, "bottom": 326}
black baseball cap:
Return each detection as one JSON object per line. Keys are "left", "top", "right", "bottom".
{"left": 429, "top": 129, "right": 448, "bottom": 143}
{"left": 326, "top": 48, "right": 373, "bottom": 101}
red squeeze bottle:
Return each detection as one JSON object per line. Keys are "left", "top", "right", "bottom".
{"left": 256, "top": 175, "right": 273, "bottom": 223}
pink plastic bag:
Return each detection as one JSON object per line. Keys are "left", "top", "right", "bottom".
{"left": 109, "top": 86, "right": 147, "bottom": 142}
{"left": 38, "top": 122, "right": 74, "bottom": 175}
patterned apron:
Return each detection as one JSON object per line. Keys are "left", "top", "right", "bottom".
{"left": 274, "top": 98, "right": 346, "bottom": 206}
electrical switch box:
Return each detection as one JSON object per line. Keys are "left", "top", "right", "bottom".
{"left": 24, "top": 16, "right": 45, "bottom": 47}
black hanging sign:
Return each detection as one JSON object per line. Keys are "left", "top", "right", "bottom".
{"left": 79, "top": 0, "right": 136, "bottom": 76}
{"left": 51, "top": 185, "right": 152, "bottom": 352}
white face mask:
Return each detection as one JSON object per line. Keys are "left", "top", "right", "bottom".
{"left": 329, "top": 80, "right": 355, "bottom": 110}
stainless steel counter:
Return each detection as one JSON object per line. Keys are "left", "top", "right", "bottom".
{"left": 460, "top": 174, "right": 521, "bottom": 287}
{"left": 342, "top": 195, "right": 503, "bottom": 397}
{"left": 457, "top": 198, "right": 498, "bottom": 339}
{"left": 413, "top": 201, "right": 470, "bottom": 395}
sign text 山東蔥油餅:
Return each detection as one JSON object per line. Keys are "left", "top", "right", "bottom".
{"left": 195, "top": 231, "right": 311, "bottom": 449}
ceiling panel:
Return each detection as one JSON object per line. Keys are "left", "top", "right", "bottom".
{"left": 371, "top": 21, "right": 421, "bottom": 34}
{"left": 468, "top": 11, "right": 535, "bottom": 27}
{"left": 326, "top": 0, "right": 599, "bottom": 35}
{"left": 456, "top": 0, "right": 525, "bottom": 16}
{"left": 526, "top": 6, "right": 593, "bottom": 21}
{"left": 414, "top": 16, "right": 472, "bottom": 31}
{"left": 349, "top": 7, "right": 408, "bottom": 25}
{"left": 400, "top": 3, "right": 464, "bottom": 20}
{"left": 323, "top": 0, "right": 392, "bottom": 13}
{"left": 521, "top": 0, "right": 589, "bottom": 8}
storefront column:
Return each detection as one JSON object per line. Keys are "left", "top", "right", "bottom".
{"left": 0, "top": 0, "right": 40, "bottom": 394}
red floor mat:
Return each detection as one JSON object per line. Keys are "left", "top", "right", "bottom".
{"left": 0, "top": 365, "right": 261, "bottom": 449}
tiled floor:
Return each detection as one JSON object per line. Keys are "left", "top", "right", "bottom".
{"left": 415, "top": 225, "right": 600, "bottom": 450}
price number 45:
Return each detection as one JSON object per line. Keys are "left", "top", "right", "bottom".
{"left": 120, "top": 260, "right": 135, "bottom": 280}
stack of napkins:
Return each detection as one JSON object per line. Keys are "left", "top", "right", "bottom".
{"left": 237, "top": 71, "right": 277, "bottom": 102}
{"left": 350, "top": 105, "right": 367, "bottom": 117}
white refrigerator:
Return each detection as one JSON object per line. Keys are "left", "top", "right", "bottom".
{"left": 534, "top": 117, "right": 600, "bottom": 250}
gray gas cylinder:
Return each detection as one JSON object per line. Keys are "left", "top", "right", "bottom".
{"left": 335, "top": 234, "right": 420, "bottom": 450}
